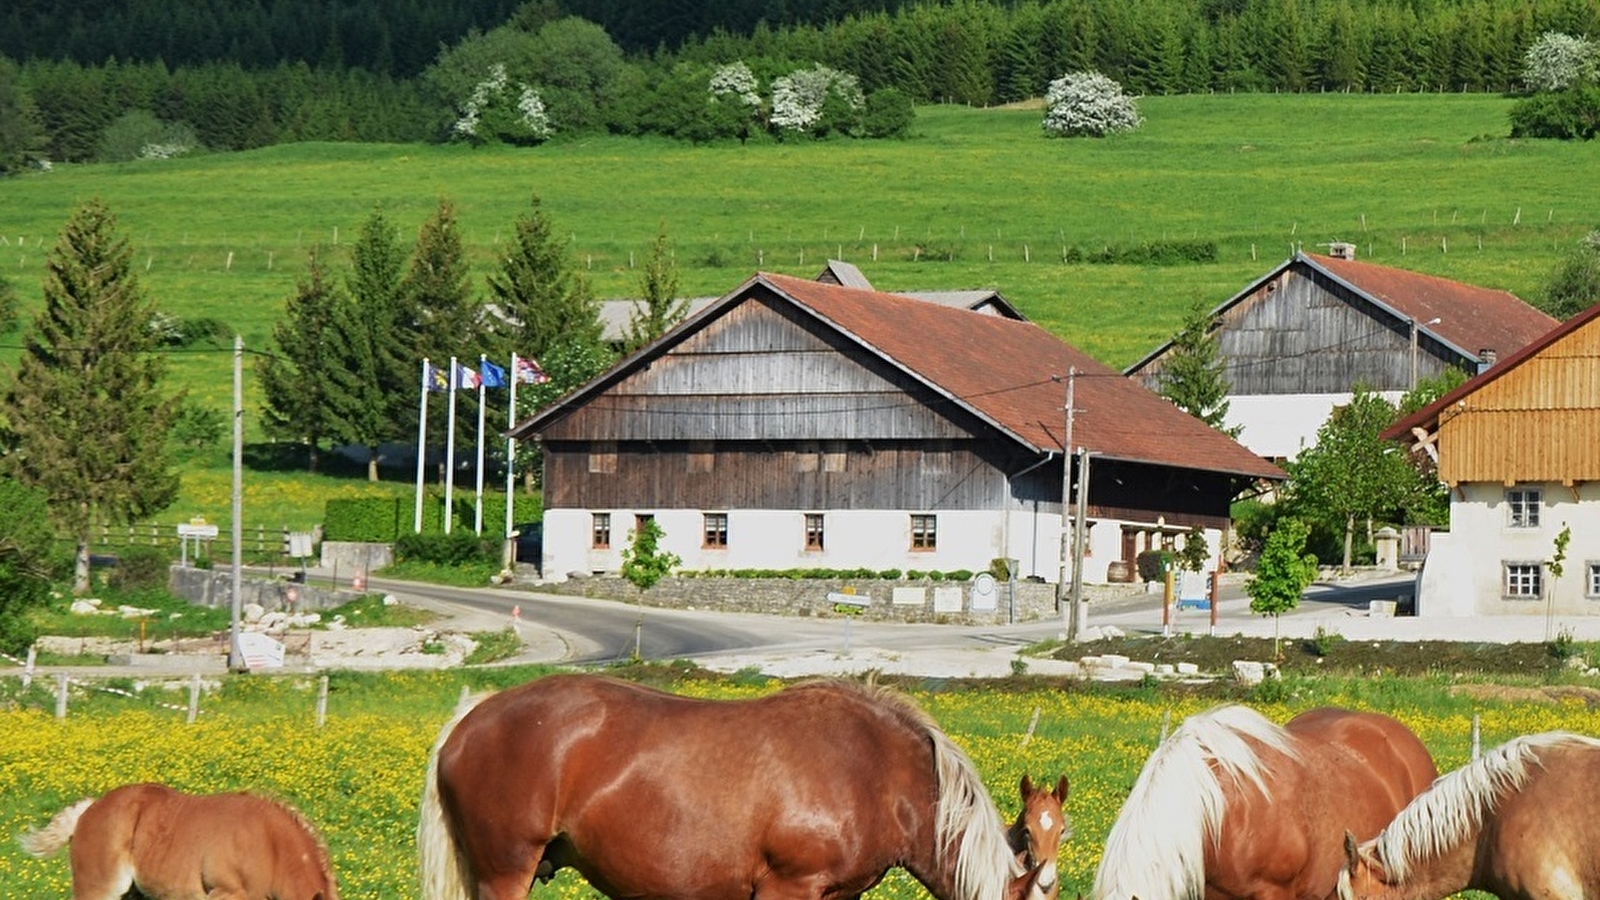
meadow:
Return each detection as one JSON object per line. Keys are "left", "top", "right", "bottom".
{"left": 2, "top": 92, "right": 1598, "bottom": 529}
{"left": 0, "top": 666, "right": 1594, "bottom": 900}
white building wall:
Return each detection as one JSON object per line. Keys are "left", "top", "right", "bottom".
{"left": 1227, "top": 391, "right": 1404, "bottom": 460}
{"left": 1416, "top": 481, "right": 1600, "bottom": 617}
{"left": 543, "top": 506, "right": 1222, "bottom": 587}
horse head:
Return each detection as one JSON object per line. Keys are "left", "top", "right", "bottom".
{"left": 1338, "top": 831, "right": 1393, "bottom": 900}
{"left": 1008, "top": 775, "right": 1070, "bottom": 900}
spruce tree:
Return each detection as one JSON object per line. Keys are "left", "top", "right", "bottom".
{"left": 338, "top": 207, "right": 410, "bottom": 480}
{"left": 485, "top": 194, "right": 602, "bottom": 361}
{"left": 258, "top": 245, "right": 342, "bottom": 473}
{"left": 405, "top": 197, "right": 477, "bottom": 362}
{"left": 622, "top": 224, "right": 687, "bottom": 352}
{"left": 1, "top": 199, "right": 179, "bottom": 593}
{"left": 1157, "top": 304, "right": 1239, "bottom": 436}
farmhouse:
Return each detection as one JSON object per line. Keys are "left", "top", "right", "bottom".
{"left": 512, "top": 271, "right": 1282, "bottom": 586}
{"left": 1125, "top": 246, "right": 1557, "bottom": 461}
{"left": 1385, "top": 302, "right": 1600, "bottom": 618}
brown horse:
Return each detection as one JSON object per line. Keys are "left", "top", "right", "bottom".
{"left": 1008, "top": 775, "right": 1070, "bottom": 900}
{"left": 18, "top": 782, "right": 338, "bottom": 900}
{"left": 418, "top": 674, "right": 1063, "bottom": 900}
{"left": 1093, "top": 705, "right": 1436, "bottom": 900}
{"left": 1340, "top": 731, "right": 1600, "bottom": 900}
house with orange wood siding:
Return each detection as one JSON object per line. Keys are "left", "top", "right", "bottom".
{"left": 1385, "top": 303, "right": 1600, "bottom": 617}
{"left": 1126, "top": 247, "right": 1557, "bottom": 462}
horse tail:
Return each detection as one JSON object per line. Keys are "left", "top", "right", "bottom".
{"left": 17, "top": 798, "right": 95, "bottom": 858}
{"left": 1093, "top": 705, "right": 1292, "bottom": 900}
{"left": 418, "top": 694, "right": 487, "bottom": 900}
{"left": 930, "top": 727, "right": 1021, "bottom": 900}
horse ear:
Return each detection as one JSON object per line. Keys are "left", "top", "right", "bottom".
{"left": 1343, "top": 831, "right": 1360, "bottom": 875}
{"left": 1020, "top": 774, "right": 1035, "bottom": 797}
{"left": 1052, "top": 775, "right": 1069, "bottom": 803}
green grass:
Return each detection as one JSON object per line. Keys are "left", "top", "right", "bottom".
{"left": 3, "top": 93, "right": 1597, "bottom": 528}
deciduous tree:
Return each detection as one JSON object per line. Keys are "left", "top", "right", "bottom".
{"left": 1246, "top": 517, "right": 1318, "bottom": 656}
{"left": 1, "top": 200, "right": 180, "bottom": 593}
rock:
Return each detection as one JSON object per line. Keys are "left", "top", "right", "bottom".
{"left": 1155, "top": 663, "right": 1176, "bottom": 675}
{"left": 116, "top": 606, "right": 159, "bottom": 619}
{"left": 69, "top": 599, "right": 102, "bottom": 615}
{"left": 242, "top": 603, "right": 266, "bottom": 624}
{"left": 1233, "top": 660, "right": 1266, "bottom": 685}
{"left": 1176, "top": 662, "right": 1200, "bottom": 675}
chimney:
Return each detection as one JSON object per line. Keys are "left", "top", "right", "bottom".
{"left": 1478, "top": 348, "right": 1497, "bottom": 373}
{"left": 1328, "top": 241, "right": 1357, "bottom": 260}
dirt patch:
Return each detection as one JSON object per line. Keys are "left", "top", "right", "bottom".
{"left": 1049, "top": 634, "right": 1563, "bottom": 678}
{"left": 1448, "top": 683, "right": 1600, "bottom": 706}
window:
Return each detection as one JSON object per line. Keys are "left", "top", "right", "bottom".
{"left": 804, "top": 513, "right": 824, "bottom": 551}
{"left": 687, "top": 441, "right": 713, "bottom": 474}
{"left": 1588, "top": 563, "right": 1600, "bottom": 599}
{"left": 591, "top": 513, "right": 611, "bottom": 549}
{"left": 1504, "top": 562, "right": 1542, "bottom": 599}
{"left": 589, "top": 441, "right": 618, "bottom": 474}
{"left": 911, "top": 514, "right": 937, "bottom": 551}
{"left": 703, "top": 513, "right": 728, "bottom": 548}
{"left": 1506, "top": 488, "right": 1541, "bottom": 528}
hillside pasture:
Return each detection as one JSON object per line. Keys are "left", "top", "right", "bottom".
{"left": 1, "top": 93, "right": 1596, "bottom": 528}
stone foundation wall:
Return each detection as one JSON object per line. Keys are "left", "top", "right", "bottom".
{"left": 168, "top": 566, "right": 351, "bottom": 613}
{"left": 537, "top": 575, "right": 1147, "bottom": 624}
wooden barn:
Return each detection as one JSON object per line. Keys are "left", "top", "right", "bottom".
{"left": 513, "top": 272, "right": 1282, "bottom": 584}
{"left": 1125, "top": 246, "right": 1557, "bottom": 461}
{"left": 1385, "top": 303, "right": 1600, "bottom": 617}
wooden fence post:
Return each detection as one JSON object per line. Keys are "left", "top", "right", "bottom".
{"left": 188, "top": 674, "right": 201, "bottom": 724}
{"left": 316, "top": 675, "right": 329, "bottom": 728}
{"left": 55, "top": 674, "right": 68, "bottom": 720}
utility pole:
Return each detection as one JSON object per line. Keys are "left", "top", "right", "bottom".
{"left": 1070, "top": 446, "right": 1091, "bottom": 640}
{"left": 228, "top": 335, "right": 245, "bottom": 672}
{"left": 1056, "top": 369, "right": 1076, "bottom": 639}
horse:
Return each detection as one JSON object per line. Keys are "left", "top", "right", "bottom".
{"left": 1339, "top": 731, "right": 1600, "bottom": 900}
{"left": 1093, "top": 705, "right": 1436, "bottom": 900}
{"left": 418, "top": 673, "right": 1065, "bottom": 900}
{"left": 1008, "top": 775, "right": 1070, "bottom": 900}
{"left": 17, "top": 782, "right": 339, "bottom": 900}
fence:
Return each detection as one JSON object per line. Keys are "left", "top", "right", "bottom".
{"left": 73, "top": 522, "right": 292, "bottom": 560}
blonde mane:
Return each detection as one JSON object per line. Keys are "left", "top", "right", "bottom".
{"left": 1093, "top": 705, "right": 1297, "bottom": 900}
{"left": 1371, "top": 732, "right": 1600, "bottom": 882}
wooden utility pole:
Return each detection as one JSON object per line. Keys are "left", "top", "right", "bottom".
{"left": 1056, "top": 369, "right": 1077, "bottom": 640}
{"left": 1069, "top": 446, "right": 1091, "bottom": 640}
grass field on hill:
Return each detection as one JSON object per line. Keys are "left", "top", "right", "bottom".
{"left": 2, "top": 93, "right": 1597, "bottom": 529}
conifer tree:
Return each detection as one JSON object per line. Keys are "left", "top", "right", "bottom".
{"left": 1157, "top": 304, "right": 1239, "bottom": 436}
{"left": 405, "top": 197, "right": 477, "bottom": 363}
{"left": 622, "top": 224, "right": 687, "bottom": 352}
{"left": 258, "top": 245, "right": 342, "bottom": 473}
{"left": 1, "top": 200, "right": 179, "bottom": 593}
{"left": 486, "top": 194, "right": 602, "bottom": 362}
{"left": 337, "top": 207, "right": 411, "bottom": 480}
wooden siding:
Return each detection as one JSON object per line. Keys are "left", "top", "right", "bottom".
{"left": 1437, "top": 326, "right": 1600, "bottom": 484}
{"left": 539, "top": 297, "right": 984, "bottom": 443}
{"left": 1136, "top": 267, "right": 1459, "bottom": 395}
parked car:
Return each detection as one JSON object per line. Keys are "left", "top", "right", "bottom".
{"left": 513, "top": 522, "right": 543, "bottom": 571}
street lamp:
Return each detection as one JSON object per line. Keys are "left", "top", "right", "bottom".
{"left": 1409, "top": 316, "right": 1442, "bottom": 389}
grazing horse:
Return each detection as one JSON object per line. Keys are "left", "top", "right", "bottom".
{"left": 1008, "top": 775, "right": 1070, "bottom": 900}
{"left": 1093, "top": 705, "right": 1436, "bottom": 900}
{"left": 1340, "top": 731, "right": 1600, "bottom": 900}
{"left": 18, "top": 782, "right": 338, "bottom": 900}
{"left": 418, "top": 674, "right": 1064, "bottom": 900}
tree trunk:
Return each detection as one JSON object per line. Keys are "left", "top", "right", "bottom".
{"left": 308, "top": 443, "right": 320, "bottom": 474}
{"left": 1343, "top": 513, "right": 1355, "bottom": 574}
{"left": 367, "top": 445, "right": 380, "bottom": 482}
{"left": 73, "top": 539, "right": 91, "bottom": 595}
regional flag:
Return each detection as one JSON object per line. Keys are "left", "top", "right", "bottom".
{"left": 425, "top": 361, "right": 448, "bottom": 391}
{"left": 479, "top": 359, "right": 507, "bottom": 389}
{"left": 514, "top": 355, "right": 550, "bottom": 385}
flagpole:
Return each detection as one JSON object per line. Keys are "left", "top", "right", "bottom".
{"left": 474, "top": 354, "right": 488, "bottom": 535}
{"left": 444, "top": 356, "right": 458, "bottom": 535}
{"left": 505, "top": 353, "right": 518, "bottom": 545}
{"left": 414, "top": 357, "right": 429, "bottom": 533}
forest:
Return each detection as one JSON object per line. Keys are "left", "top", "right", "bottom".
{"left": 3, "top": 0, "right": 1599, "bottom": 171}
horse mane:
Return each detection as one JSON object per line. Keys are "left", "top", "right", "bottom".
{"left": 1092, "top": 705, "right": 1297, "bottom": 900}
{"left": 1370, "top": 731, "right": 1600, "bottom": 882}
{"left": 791, "top": 679, "right": 1022, "bottom": 900}
{"left": 257, "top": 792, "right": 340, "bottom": 899}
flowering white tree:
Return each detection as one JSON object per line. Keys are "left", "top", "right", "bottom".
{"left": 709, "top": 61, "right": 762, "bottom": 113}
{"left": 1042, "top": 71, "right": 1143, "bottom": 138}
{"left": 770, "top": 65, "right": 863, "bottom": 136}
{"left": 452, "top": 63, "right": 553, "bottom": 145}
{"left": 1523, "top": 31, "right": 1600, "bottom": 92}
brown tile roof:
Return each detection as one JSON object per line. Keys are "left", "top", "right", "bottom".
{"left": 1384, "top": 300, "right": 1600, "bottom": 441}
{"left": 1303, "top": 252, "right": 1557, "bottom": 358}
{"left": 761, "top": 272, "right": 1283, "bottom": 480}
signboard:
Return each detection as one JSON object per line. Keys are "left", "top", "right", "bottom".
{"left": 286, "top": 532, "right": 314, "bottom": 558}
{"left": 176, "top": 521, "right": 219, "bottom": 539}
{"left": 236, "top": 632, "right": 285, "bottom": 670}
{"left": 970, "top": 572, "right": 999, "bottom": 612}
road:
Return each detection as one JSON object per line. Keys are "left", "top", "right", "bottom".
{"left": 364, "top": 571, "right": 1426, "bottom": 667}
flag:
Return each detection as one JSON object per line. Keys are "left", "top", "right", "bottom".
{"left": 424, "top": 362, "right": 448, "bottom": 391}
{"left": 479, "top": 359, "right": 507, "bottom": 389}
{"left": 452, "top": 361, "right": 480, "bottom": 390}
{"left": 514, "top": 356, "right": 550, "bottom": 384}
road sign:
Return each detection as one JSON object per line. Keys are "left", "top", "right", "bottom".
{"left": 176, "top": 522, "right": 219, "bottom": 539}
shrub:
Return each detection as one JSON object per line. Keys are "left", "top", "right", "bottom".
{"left": 394, "top": 531, "right": 495, "bottom": 566}
{"left": 862, "top": 87, "right": 914, "bottom": 138}
{"left": 1509, "top": 84, "right": 1600, "bottom": 140}
{"left": 1136, "top": 549, "right": 1172, "bottom": 583}
{"left": 1522, "top": 31, "right": 1600, "bottom": 92}
{"left": 945, "top": 569, "right": 974, "bottom": 582}
{"left": 1043, "top": 71, "right": 1142, "bottom": 138}
{"left": 877, "top": 569, "right": 902, "bottom": 580}
{"left": 108, "top": 546, "right": 173, "bottom": 592}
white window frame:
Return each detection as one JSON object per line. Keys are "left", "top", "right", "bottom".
{"left": 1587, "top": 562, "right": 1600, "bottom": 599}
{"left": 1503, "top": 561, "right": 1542, "bottom": 600}
{"left": 1506, "top": 487, "right": 1541, "bottom": 529}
